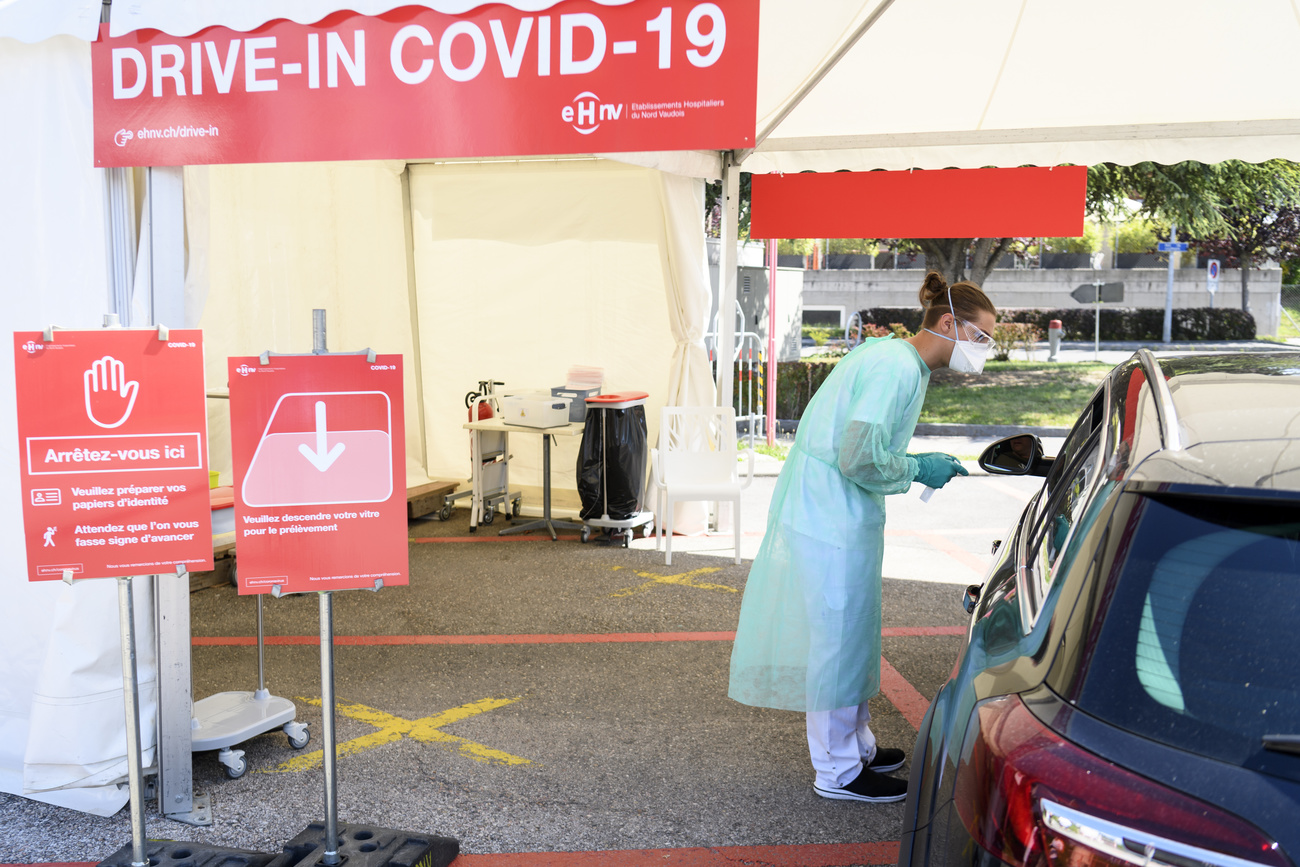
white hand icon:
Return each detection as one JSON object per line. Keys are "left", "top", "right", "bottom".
{"left": 84, "top": 355, "right": 140, "bottom": 429}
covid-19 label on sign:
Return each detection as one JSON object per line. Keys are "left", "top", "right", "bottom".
{"left": 13, "top": 330, "right": 214, "bottom": 581}
{"left": 228, "top": 354, "right": 408, "bottom": 595}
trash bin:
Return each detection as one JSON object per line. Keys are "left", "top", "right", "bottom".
{"left": 576, "top": 391, "right": 649, "bottom": 522}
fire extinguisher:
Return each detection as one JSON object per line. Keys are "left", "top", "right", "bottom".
{"left": 465, "top": 380, "right": 503, "bottom": 421}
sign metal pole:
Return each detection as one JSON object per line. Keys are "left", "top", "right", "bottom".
{"left": 1164, "top": 224, "right": 1177, "bottom": 344}
{"left": 765, "top": 238, "right": 777, "bottom": 447}
{"left": 116, "top": 575, "right": 148, "bottom": 867}
{"left": 311, "top": 308, "right": 342, "bottom": 866}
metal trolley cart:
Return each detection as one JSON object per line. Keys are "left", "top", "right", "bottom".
{"left": 191, "top": 593, "right": 310, "bottom": 778}
{"left": 578, "top": 391, "right": 655, "bottom": 547}
{"left": 446, "top": 380, "right": 522, "bottom": 530}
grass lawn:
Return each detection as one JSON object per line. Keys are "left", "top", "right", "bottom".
{"left": 1279, "top": 304, "right": 1300, "bottom": 340}
{"left": 919, "top": 361, "right": 1112, "bottom": 428}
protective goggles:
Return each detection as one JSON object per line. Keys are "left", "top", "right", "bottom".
{"left": 958, "top": 319, "right": 993, "bottom": 345}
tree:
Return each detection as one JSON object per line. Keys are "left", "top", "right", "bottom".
{"left": 707, "top": 162, "right": 1300, "bottom": 302}
{"left": 1087, "top": 160, "right": 1300, "bottom": 311}
{"left": 705, "top": 174, "right": 752, "bottom": 240}
{"left": 1183, "top": 206, "right": 1300, "bottom": 311}
{"left": 913, "top": 237, "right": 1018, "bottom": 287}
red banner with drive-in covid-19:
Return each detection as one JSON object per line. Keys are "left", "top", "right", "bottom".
{"left": 91, "top": 1, "right": 758, "bottom": 167}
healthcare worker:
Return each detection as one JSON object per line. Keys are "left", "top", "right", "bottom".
{"left": 728, "top": 271, "right": 997, "bottom": 803}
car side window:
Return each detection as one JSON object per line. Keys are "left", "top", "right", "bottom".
{"left": 1044, "top": 391, "right": 1102, "bottom": 499}
{"left": 1037, "top": 433, "right": 1102, "bottom": 571}
{"left": 1019, "top": 429, "right": 1103, "bottom": 629}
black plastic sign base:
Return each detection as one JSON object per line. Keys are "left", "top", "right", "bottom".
{"left": 98, "top": 840, "right": 278, "bottom": 867}
{"left": 265, "top": 822, "right": 459, "bottom": 867}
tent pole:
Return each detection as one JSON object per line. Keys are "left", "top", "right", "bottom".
{"left": 717, "top": 158, "right": 740, "bottom": 411}
{"left": 766, "top": 238, "right": 777, "bottom": 447}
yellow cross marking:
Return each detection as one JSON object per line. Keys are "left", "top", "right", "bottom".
{"left": 609, "top": 565, "right": 736, "bottom": 597}
{"left": 270, "top": 696, "right": 532, "bottom": 773}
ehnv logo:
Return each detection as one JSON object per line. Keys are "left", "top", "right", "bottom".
{"left": 236, "top": 364, "right": 258, "bottom": 377}
{"left": 562, "top": 92, "right": 623, "bottom": 135}
{"left": 22, "top": 340, "right": 43, "bottom": 354}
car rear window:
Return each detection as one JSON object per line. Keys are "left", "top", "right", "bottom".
{"left": 1075, "top": 493, "right": 1300, "bottom": 780}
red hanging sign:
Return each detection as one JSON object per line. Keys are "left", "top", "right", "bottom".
{"left": 13, "top": 330, "right": 214, "bottom": 581}
{"left": 228, "top": 354, "right": 408, "bottom": 595}
{"left": 92, "top": 1, "right": 759, "bottom": 167}
{"left": 749, "top": 166, "right": 1088, "bottom": 239}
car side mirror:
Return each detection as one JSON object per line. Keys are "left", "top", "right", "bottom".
{"left": 979, "top": 434, "right": 1052, "bottom": 477}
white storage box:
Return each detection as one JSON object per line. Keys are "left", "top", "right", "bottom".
{"left": 501, "top": 393, "right": 572, "bottom": 428}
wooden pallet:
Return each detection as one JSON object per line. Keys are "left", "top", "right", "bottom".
{"left": 407, "top": 480, "right": 460, "bottom": 520}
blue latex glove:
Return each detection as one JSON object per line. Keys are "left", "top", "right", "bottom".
{"left": 912, "top": 452, "right": 969, "bottom": 489}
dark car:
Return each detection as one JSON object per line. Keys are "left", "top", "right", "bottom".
{"left": 899, "top": 350, "right": 1300, "bottom": 867}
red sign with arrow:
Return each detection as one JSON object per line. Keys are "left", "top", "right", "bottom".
{"left": 228, "top": 354, "right": 408, "bottom": 595}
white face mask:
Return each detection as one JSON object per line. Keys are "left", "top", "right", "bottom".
{"left": 948, "top": 336, "right": 992, "bottom": 374}
{"left": 924, "top": 286, "right": 992, "bottom": 374}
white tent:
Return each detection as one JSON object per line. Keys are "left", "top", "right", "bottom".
{"left": 4, "top": 0, "right": 1300, "bottom": 816}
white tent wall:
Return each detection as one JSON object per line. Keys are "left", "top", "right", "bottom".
{"left": 407, "top": 159, "right": 704, "bottom": 511}
{"left": 0, "top": 34, "right": 160, "bottom": 817}
{"left": 189, "top": 160, "right": 428, "bottom": 488}
{"left": 190, "top": 158, "right": 711, "bottom": 514}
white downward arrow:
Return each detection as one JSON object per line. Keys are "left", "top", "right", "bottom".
{"left": 298, "top": 400, "right": 346, "bottom": 471}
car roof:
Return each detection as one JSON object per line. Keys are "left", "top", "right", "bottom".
{"left": 1114, "top": 351, "right": 1300, "bottom": 493}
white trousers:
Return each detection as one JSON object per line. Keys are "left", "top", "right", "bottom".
{"left": 806, "top": 702, "right": 876, "bottom": 789}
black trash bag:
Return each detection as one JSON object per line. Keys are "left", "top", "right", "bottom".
{"left": 577, "top": 405, "right": 647, "bottom": 521}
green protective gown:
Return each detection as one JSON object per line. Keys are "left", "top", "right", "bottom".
{"left": 728, "top": 336, "right": 930, "bottom": 712}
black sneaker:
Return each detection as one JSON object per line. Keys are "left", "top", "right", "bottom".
{"left": 813, "top": 767, "right": 908, "bottom": 803}
{"left": 866, "top": 747, "right": 905, "bottom": 773}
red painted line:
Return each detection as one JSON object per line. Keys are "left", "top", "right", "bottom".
{"left": 454, "top": 841, "right": 899, "bottom": 866}
{"left": 193, "top": 628, "right": 962, "bottom": 647}
{"left": 4, "top": 848, "right": 899, "bottom": 867}
{"left": 193, "top": 631, "right": 739, "bottom": 647}
{"left": 880, "top": 656, "right": 931, "bottom": 730}
{"left": 411, "top": 534, "right": 583, "bottom": 543}
{"left": 410, "top": 532, "right": 766, "bottom": 543}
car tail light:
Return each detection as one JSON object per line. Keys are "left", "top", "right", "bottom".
{"left": 953, "top": 695, "right": 1289, "bottom": 867}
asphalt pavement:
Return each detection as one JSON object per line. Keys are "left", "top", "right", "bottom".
{"left": 0, "top": 428, "right": 1045, "bottom": 867}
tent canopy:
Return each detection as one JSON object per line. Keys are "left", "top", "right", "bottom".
{"left": 88, "top": 0, "right": 1300, "bottom": 174}
{"left": 745, "top": 0, "right": 1300, "bottom": 173}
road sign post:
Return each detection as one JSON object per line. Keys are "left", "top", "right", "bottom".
{"left": 1070, "top": 280, "right": 1125, "bottom": 359}
{"left": 1157, "top": 232, "right": 1190, "bottom": 342}
{"left": 1207, "top": 258, "right": 1221, "bottom": 308}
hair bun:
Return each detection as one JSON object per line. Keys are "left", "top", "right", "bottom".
{"left": 918, "top": 271, "right": 949, "bottom": 307}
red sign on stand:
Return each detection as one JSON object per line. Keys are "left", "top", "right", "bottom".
{"left": 13, "top": 330, "right": 214, "bottom": 581}
{"left": 92, "top": 0, "right": 759, "bottom": 167}
{"left": 228, "top": 354, "right": 407, "bottom": 595}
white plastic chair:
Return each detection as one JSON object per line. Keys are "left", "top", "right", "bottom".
{"left": 651, "top": 406, "right": 754, "bottom": 565}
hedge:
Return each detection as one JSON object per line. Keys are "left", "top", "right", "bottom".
{"left": 731, "top": 361, "right": 837, "bottom": 420}
{"left": 859, "top": 306, "right": 1255, "bottom": 341}
{"left": 734, "top": 306, "right": 1256, "bottom": 422}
